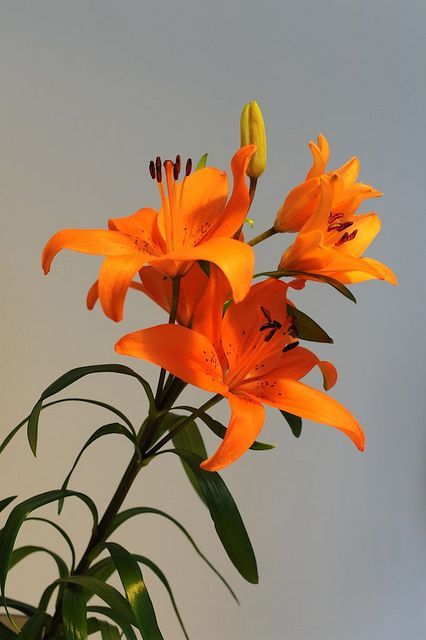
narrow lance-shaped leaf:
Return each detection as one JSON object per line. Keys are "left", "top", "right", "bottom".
{"left": 0, "top": 490, "right": 98, "bottom": 610}
{"left": 58, "top": 422, "right": 135, "bottom": 514}
{"left": 27, "top": 364, "right": 154, "bottom": 455}
{"left": 10, "top": 546, "right": 68, "bottom": 578}
{"left": 106, "top": 543, "right": 164, "bottom": 640}
{"left": 163, "top": 450, "right": 258, "bottom": 584}
{"left": 58, "top": 577, "right": 134, "bottom": 626}
{"left": 62, "top": 585, "right": 88, "bottom": 640}
{"left": 0, "top": 498, "right": 16, "bottom": 515}
{"left": 87, "top": 607, "right": 137, "bottom": 640}
{"left": 27, "top": 517, "right": 76, "bottom": 571}
{"left": 18, "top": 612, "right": 51, "bottom": 639}
{"left": 195, "top": 153, "right": 208, "bottom": 170}
{"left": 287, "top": 304, "right": 333, "bottom": 343}
{"left": 106, "top": 507, "right": 238, "bottom": 602}
{"left": 88, "top": 618, "right": 121, "bottom": 639}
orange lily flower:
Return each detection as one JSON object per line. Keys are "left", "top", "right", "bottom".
{"left": 115, "top": 276, "right": 365, "bottom": 471}
{"left": 279, "top": 176, "right": 397, "bottom": 285}
{"left": 274, "top": 133, "right": 382, "bottom": 233}
{"left": 87, "top": 263, "right": 210, "bottom": 327}
{"left": 42, "top": 147, "right": 256, "bottom": 321}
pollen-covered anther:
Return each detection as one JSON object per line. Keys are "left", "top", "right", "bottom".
{"left": 327, "top": 221, "right": 354, "bottom": 232}
{"left": 185, "top": 158, "right": 192, "bottom": 177}
{"left": 335, "top": 229, "right": 358, "bottom": 246}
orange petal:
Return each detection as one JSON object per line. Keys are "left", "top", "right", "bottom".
{"left": 42, "top": 229, "right": 139, "bottom": 274}
{"left": 333, "top": 183, "right": 382, "bottom": 216}
{"left": 244, "top": 377, "right": 365, "bottom": 451}
{"left": 108, "top": 207, "right": 165, "bottom": 254}
{"left": 318, "top": 361, "right": 337, "bottom": 390}
{"left": 208, "top": 145, "right": 256, "bottom": 239}
{"left": 98, "top": 254, "right": 148, "bottom": 321}
{"left": 327, "top": 257, "right": 398, "bottom": 285}
{"left": 192, "top": 265, "right": 230, "bottom": 359}
{"left": 317, "top": 133, "right": 330, "bottom": 165}
{"left": 200, "top": 393, "right": 265, "bottom": 471}
{"left": 338, "top": 213, "right": 382, "bottom": 257}
{"left": 242, "top": 345, "right": 332, "bottom": 384}
{"left": 87, "top": 278, "right": 144, "bottom": 311}
{"left": 115, "top": 325, "right": 228, "bottom": 395}
{"left": 274, "top": 178, "right": 321, "bottom": 233}
{"left": 151, "top": 237, "right": 254, "bottom": 303}
{"left": 306, "top": 140, "right": 327, "bottom": 179}
{"left": 334, "top": 156, "right": 360, "bottom": 184}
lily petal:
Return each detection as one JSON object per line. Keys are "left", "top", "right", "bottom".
{"left": 200, "top": 393, "right": 265, "bottom": 471}
{"left": 42, "top": 229, "right": 138, "bottom": 274}
{"left": 335, "top": 156, "right": 360, "bottom": 184}
{"left": 151, "top": 237, "right": 254, "bottom": 303}
{"left": 87, "top": 278, "right": 145, "bottom": 311}
{"left": 108, "top": 207, "right": 165, "bottom": 254}
{"left": 242, "top": 377, "right": 365, "bottom": 451}
{"left": 327, "top": 257, "right": 398, "bottom": 285}
{"left": 98, "top": 254, "right": 148, "bottom": 321}
{"left": 115, "top": 325, "right": 228, "bottom": 395}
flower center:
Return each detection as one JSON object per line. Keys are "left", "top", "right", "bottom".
{"left": 326, "top": 212, "right": 358, "bottom": 247}
{"left": 149, "top": 155, "right": 192, "bottom": 252}
{"left": 225, "top": 306, "right": 298, "bottom": 388}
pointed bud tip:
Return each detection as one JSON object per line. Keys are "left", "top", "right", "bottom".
{"left": 240, "top": 100, "right": 267, "bottom": 179}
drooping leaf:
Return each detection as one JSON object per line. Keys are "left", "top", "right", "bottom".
{"left": 106, "top": 543, "right": 164, "bottom": 639}
{"left": 86, "top": 607, "right": 137, "bottom": 640}
{"left": 0, "top": 598, "right": 37, "bottom": 617}
{"left": 287, "top": 305, "right": 333, "bottom": 343}
{"left": 27, "top": 364, "right": 154, "bottom": 455}
{"left": 163, "top": 450, "right": 258, "bottom": 584}
{"left": 27, "top": 517, "right": 76, "bottom": 571}
{"left": 176, "top": 408, "right": 275, "bottom": 451}
{"left": 58, "top": 423, "right": 135, "bottom": 514}
{"left": 280, "top": 271, "right": 356, "bottom": 302}
{"left": 0, "top": 491, "right": 98, "bottom": 609}
{"left": 280, "top": 410, "right": 302, "bottom": 438}
{"left": 0, "top": 397, "right": 135, "bottom": 458}
{"left": 10, "top": 546, "right": 68, "bottom": 578}
{"left": 58, "top": 577, "right": 134, "bottom": 626}
{"left": 195, "top": 153, "right": 208, "bottom": 170}
{"left": 107, "top": 507, "right": 237, "bottom": 602}
{"left": 0, "top": 619, "right": 15, "bottom": 639}
{"left": 88, "top": 618, "right": 121, "bottom": 639}
{"left": 62, "top": 585, "right": 88, "bottom": 640}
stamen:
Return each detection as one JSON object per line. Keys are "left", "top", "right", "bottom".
{"left": 282, "top": 341, "right": 299, "bottom": 353}
{"left": 347, "top": 229, "right": 358, "bottom": 241}
{"left": 327, "top": 221, "right": 354, "bottom": 232}
{"left": 149, "top": 160, "right": 156, "bottom": 180}
{"left": 260, "top": 306, "right": 272, "bottom": 322}
{"left": 328, "top": 212, "right": 344, "bottom": 224}
{"left": 173, "top": 162, "right": 180, "bottom": 180}
{"left": 185, "top": 158, "right": 192, "bottom": 176}
{"left": 175, "top": 154, "right": 181, "bottom": 173}
{"left": 335, "top": 228, "right": 358, "bottom": 246}
{"left": 155, "top": 156, "right": 162, "bottom": 183}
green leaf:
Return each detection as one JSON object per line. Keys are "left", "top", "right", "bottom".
{"left": 287, "top": 305, "right": 333, "bottom": 343}
{"left": 106, "top": 507, "right": 238, "bottom": 602}
{"left": 165, "top": 413, "right": 208, "bottom": 505}
{"left": 0, "top": 397, "right": 135, "bottom": 459}
{"left": 281, "top": 271, "right": 356, "bottom": 302}
{"left": 133, "top": 555, "right": 189, "bottom": 640}
{"left": 10, "top": 546, "right": 68, "bottom": 578}
{"left": 0, "top": 490, "right": 98, "bottom": 610}
{"left": 27, "top": 517, "right": 76, "bottom": 571}
{"left": 58, "top": 423, "right": 135, "bottom": 515}
{"left": 280, "top": 410, "right": 302, "bottom": 438}
{"left": 18, "top": 612, "right": 51, "bottom": 639}
{"left": 0, "top": 499, "right": 16, "bottom": 516}
{"left": 195, "top": 153, "right": 208, "bottom": 170}
{"left": 27, "top": 364, "right": 154, "bottom": 455}
{"left": 0, "top": 599, "right": 37, "bottom": 617}
{"left": 0, "top": 619, "right": 15, "bottom": 639}
{"left": 88, "top": 618, "right": 121, "bottom": 639}
{"left": 164, "top": 450, "right": 258, "bottom": 584}
{"left": 106, "top": 543, "right": 164, "bottom": 639}
{"left": 86, "top": 607, "right": 137, "bottom": 640}
{"left": 175, "top": 407, "right": 274, "bottom": 450}
{"left": 58, "top": 577, "right": 134, "bottom": 626}
{"left": 63, "top": 585, "right": 88, "bottom": 640}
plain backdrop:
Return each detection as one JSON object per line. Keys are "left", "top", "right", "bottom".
{"left": 1, "top": 1, "right": 425, "bottom": 639}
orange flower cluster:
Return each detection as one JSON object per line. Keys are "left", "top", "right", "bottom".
{"left": 42, "top": 112, "right": 396, "bottom": 471}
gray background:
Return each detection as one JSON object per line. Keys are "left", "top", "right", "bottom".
{"left": 1, "top": 1, "right": 425, "bottom": 638}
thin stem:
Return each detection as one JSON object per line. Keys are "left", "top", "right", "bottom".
{"left": 247, "top": 225, "right": 277, "bottom": 247}
{"left": 155, "top": 277, "right": 180, "bottom": 402}
{"left": 248, "top": 177, "right": 258, "bottom": 209}
{"left": 145, "top": 394, "right": 223, "bottom": 458}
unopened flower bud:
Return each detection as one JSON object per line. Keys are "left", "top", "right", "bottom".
{"left": 240, "top": 100, "right": 267, "bottom": 179}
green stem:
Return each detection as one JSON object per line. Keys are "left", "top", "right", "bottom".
{"left": 247, "top": 225, "right": 277, "bottom": 247}
{"left": 145, "top": 394, "right": 223, "bottom": 458}
{"left": 248, "top": 177, "right": 258, "bottom": 210}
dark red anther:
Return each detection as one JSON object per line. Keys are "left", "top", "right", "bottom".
{"left": 149, "top": 160, "right": 156, "bottom": 180}
{"left": 155, "top": 156, "right": 162, "bottom": 183}
{"left": 282, "top": 341, "right": 299, "bottom": 353}
{"left": 335, "top": 232, "right": 349, "bottom": 246}
{"left": 185, "top": 158, "right": 192, "bottom": 176}
{"left": 328, "top": 212, "right": 344, "bottom": 224}
{"left": 347, "top": 229, "right": 358, "bottom": 241}
{"left": 175, "top": 154, "right": 181, "bottom": 172}
{"left": 327, "top": 221, "right": 354, "bottom": 232}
